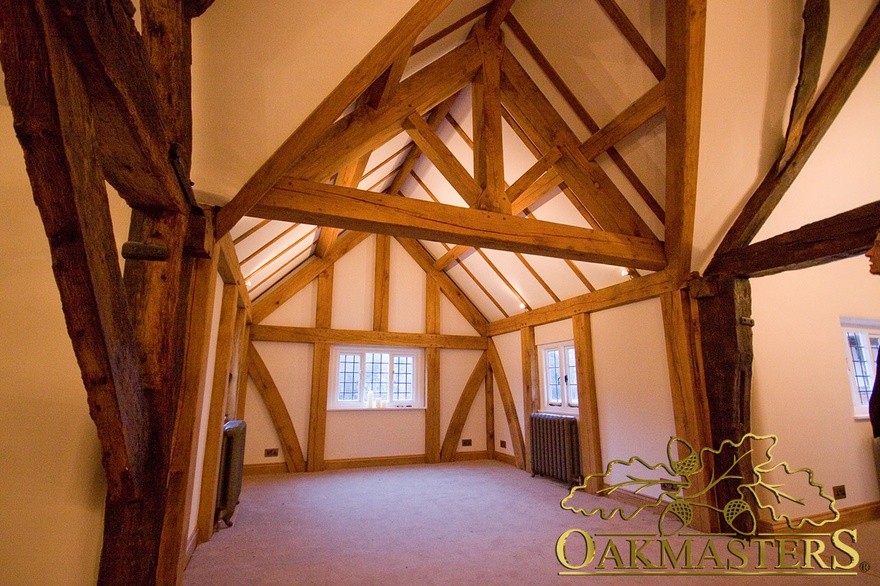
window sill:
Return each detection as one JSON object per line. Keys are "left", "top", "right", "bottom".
{"left": 328, "top": 406, "right": 426, "bottom": 412}
{"left": 539, "top": 407, "right": 579, "bottom": 416}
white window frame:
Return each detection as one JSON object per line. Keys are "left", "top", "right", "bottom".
{"left": 840, "top": 318, "right": 880, "bottom": 420}
{"left": 538, "top": 341, "right": 579, "bottom": 414}
{"left": 327, "top": 345, "right": 425, "bottom": 410}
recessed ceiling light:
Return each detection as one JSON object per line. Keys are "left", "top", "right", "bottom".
{"left": 519, "top": 303, "right": 526, "bottom": 309}
{"left": 245, "top": 280, "right": 252, "bottom": 287}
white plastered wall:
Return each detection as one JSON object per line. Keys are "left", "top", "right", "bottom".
{"left": 589, "top": 299, "right": 678, "bottom": 497}
{"left": 751, "top": 257, "right": 880, "bottom": 517}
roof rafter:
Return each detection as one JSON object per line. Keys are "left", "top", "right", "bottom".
{"left": 594, "top": 0, "right": 666, "bottom": 81}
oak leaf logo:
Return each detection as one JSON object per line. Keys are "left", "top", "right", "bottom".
{"left": 560, "top": 434, "right": 839, "bottom": 536}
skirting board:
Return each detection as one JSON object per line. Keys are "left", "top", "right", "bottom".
{"left": 494, "top": 452, "right": 516, "bottom": 466}
{"left": 449, "top": 450, "right": 489, "bottom": 461}
{"left": 756, "top": 500, "right": 880, "bottom": 534}
{"left": 243, "top": 462, "right": 288, "bottom": 476}
{"left": 324, "top": 454, "right": 427, "bottom": 470}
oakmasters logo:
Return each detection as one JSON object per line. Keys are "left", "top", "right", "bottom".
{"left": 555, "top": 434, "right": 869, "bottom": 577}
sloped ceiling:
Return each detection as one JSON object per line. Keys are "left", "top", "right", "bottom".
{"left": 189, "top": 0, "right": 880, "bottom": 322}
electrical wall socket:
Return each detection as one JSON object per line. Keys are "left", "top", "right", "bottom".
{"left": 461, "top": 439, "right": 472, "bottom": 447}
{"left": 500, "top": 440, "right": 507, "bottom": 448}
{"left": 264, "top": 448, "right": 279, "bottom": 458}
{"left": 833, "top": 485, "right": 847, "bottom": 500}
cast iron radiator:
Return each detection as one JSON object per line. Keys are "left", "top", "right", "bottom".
{"left": 216, "top": 419, "right": 247, "bottom": 527}
{"left": 529, "top": 413, "right": 581, "bottom": 485}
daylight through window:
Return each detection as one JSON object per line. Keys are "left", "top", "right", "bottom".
{"left": 540, "top": 341, "right": 578, "bottom": 413}
{"left": 328, "top": 345, "right": 424, "bottom": 410}
{"left": 841, "top": 318, "right": 880, "bottom": 418}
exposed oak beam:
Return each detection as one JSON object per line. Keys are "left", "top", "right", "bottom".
{"left": 780, "top": 0, "right": 829, "bottom": 171}
{"left": 426, "top": 277, "right": 441, "bottom": 464}
{"left": 579, "top": 80, "right": 666, "bottom": 161}
{"left": 373, "top": 234, "right": 392, "bottom": 331}
{"left": 385, "top": 93, "right": 460, "bottom": 196}
{"left": 473, "top": 22, "right": 511, "bottom": 212}
{"left": 572, "top": 313, "right": 603, "bottom": 493}
{"left": 488, "top": 271, "right": 675, "bottom": 335}
{"left": 706, "top": 199, "right": 880, "bottom": 278}
{"left": 505, "top": 148, "right": 561, "bottom": 203}
{"left": 434, "top": 244, "right": 474, "bottom": 271}
{"left": 413, "top": 5, "right": 489, "bottom": 55}
{"left": 48, "top": 0, "right": 189, "bottom": 213}
{"left": 660, "top": 289, "right": 717, "bottom": 531}
{"left": 695, "top": 276, "right": 755, "bottom": 530}
{"left": 251, "top": 325, "right": 486, "bottom": 349}
{"left": 290, "top": 39, "right": 482, "bottom": 185}
{"left": 714, "top": 1, "right": 880, "bottom": 255}
{"left": 253, "top": 179, "right": 667, "bottom": 270}
{"left": 196, "top": 285, "right": 237, "bottom": 543}
{"left": 665, "top": 0, "right": 706, "bottom": 280}
{"left": 520, "top": 326, "right": 539, "bottom": 473}
{"left": 218, "top": 234, "right": 252, "bottom": 316}
{"left": 185, "top": 0, "right": 216, "bottom": 18}
{"left": 503, "top": 13, "right": 666, "bottom": 224}
{"left": 316, "top": 153, "right": 370, "bottom": 258}
{"left": 484, "top": 0, "right": 516, "bottom": 33}
{"left": 216, "top": 0, "right": 454, "bottom": 237}
{"left": 307, "top": 268, "right": 334, "bottom": 472}
{"left": 403, "top": 112, "right": 482, "bottom": 205}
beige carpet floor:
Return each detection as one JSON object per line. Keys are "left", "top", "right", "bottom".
{"left": 184, "top": 460, "right": 880, "bottom": 585}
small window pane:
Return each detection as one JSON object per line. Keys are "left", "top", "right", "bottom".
{"left": 847, "top": 332, "right": 874, "bottom": 405}
{"left": 365, "top": 352, "right": 390, "bottom": 400}
{"left": 337, "top": 354, "right": 360, "bottom": 401}
{"left": 393, "top": 355, "right": 414, "bottom": 401}
{"left": 566, "top": 346, "right": 579, "bottom": 407}
{"left": 546, "top": 349, "right": 562, "bottom": 405}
